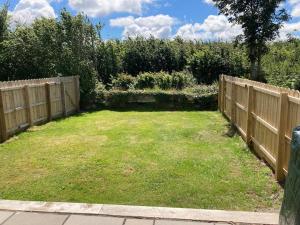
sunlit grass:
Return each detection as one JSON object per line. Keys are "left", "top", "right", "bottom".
{"left": 0, "top": 110, "right": 283, "bottom": 211}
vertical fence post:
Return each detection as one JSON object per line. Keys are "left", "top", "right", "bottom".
{"left": 0, "top": 89, "right": 8, "bottom": 142}
{"left": 221, "top": 76, "right": 226, "bottom": 114}
{"left": 246, "top": 85, "right": 254, "bottom": 144}
{"left": 230, "top": 80, "right": 236, "bottom": 124}
{"left": 74, "top": 76, "right": 80, "bottom": 112}
{"left": 60, "top": 81, "right": 67, "bottom": 117}
{"left": 276, "top": 92, "right": 288, "bottom": 182}
{"left": 218, "top": 75, "right": 221, "bottom": 111}
{"left": 45, "top": 83, "right": 52, "bottom": 121}
{"left": 24, "top": 85, "right": 33, "bottom": 126}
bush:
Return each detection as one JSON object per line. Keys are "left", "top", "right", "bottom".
{"left": 172, "top": 71, "right": 196, "bottom": 90}
{"left": 135, "top": 72, "right": 157, "bottom": 89}
{"left": 135, "top": 71, "right": 196, "bottom": 90}
{"left": 112, "top": 73, "right": 136, "bottom": 90}
{"left": 183, "top": 82, "right": 218, "bottom": 96}
{"left": 154, "top": 72, "right": 173, "bottom": 90}
{"left": 187, "top": 49, "right": 227, "bottom": 84}
{"left": 96, "top": 84, "right": 218, "bottom": 110}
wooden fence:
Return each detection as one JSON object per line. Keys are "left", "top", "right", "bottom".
{"left": 219, "top": 75, "right": 300, "bottom": 182}
{"left": 0, "top": 76, "right": 80, "bottom": 143}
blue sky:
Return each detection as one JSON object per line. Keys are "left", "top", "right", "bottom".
{"left": 2, "top": 0, "right": 300, "bottom": 40}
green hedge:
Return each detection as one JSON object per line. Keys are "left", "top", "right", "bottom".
{"left": 97, "top": 89, "right": 218, "bottom": 110}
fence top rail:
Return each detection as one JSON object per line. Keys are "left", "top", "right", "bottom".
{"left": 0, "top": 76, "right": 79, "bottom": 88}
{"left": 253, "top": 86, "right": 281, "bottom": 97}
{"left": 222, "top": 74, "right": 300, "bottom": 98}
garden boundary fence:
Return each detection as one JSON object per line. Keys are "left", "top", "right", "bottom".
{"left": 0, "top": 76, "right": 80, "bottom": 143}
{"left": 219, "top": 75, "right": 300, "bottom": 182}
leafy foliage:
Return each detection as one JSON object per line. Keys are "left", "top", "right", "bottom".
{"left": 0, "top": 2, "right": 8, "bottom": 42}
{"left": 212, "top": 0, "right": 289, "bottom": 81}
{"left": 98, "top": 86, "right": 218, "bottom": 110}
{"left": 135, "top": 72, "right": 157, "bottom": 89}
{"left": 262, "top": 39, "right": 300, "bottom": 89}
{"left": 0, "top": 7, "right": 299, "bottom": 108}
{"left": 0, "top": 10, "right": 100, "bottom": 104}
{"left": 112, "top": 73, "right": 136, "bottom": 90}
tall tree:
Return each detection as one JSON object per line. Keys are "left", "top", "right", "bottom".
{"left": 212, "top": 0, "right": 289, "bottom": 81}
{"left": 0, "top": 1, "right": 9, "bottom": 42}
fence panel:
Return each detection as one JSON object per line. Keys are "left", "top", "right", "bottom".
{"left": 0, "top": 76, "right": 80, "bottom": 143}
{"left": 219, "top": 75, "right": 300, "bottom": 181}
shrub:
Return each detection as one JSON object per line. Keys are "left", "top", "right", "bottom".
{"left": 172, "top": 71, "right": 196, "bottom": 90}
{"left": 183, "top": 82, "right": 218, "bottom": 96}
{"left": 135, "top": 71, "right": 196, "bottom": 90}
{"left": 154, "top": 72, "right": 173, "bottom": 90}
{"left": 135, "top": 72, "right": 157, "bottom": 89}
{"left": 187, "top": 49, "right": 227, "bottom": 84}
{"left": 112, "top": 73, "right": 136, "bottom": 90}
{"left": 96, "top": 87, "right": 218, "bottom": 110}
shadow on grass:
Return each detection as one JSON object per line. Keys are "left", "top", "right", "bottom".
{"left": 223, "top": 121, "right": 286, "bottom": 188}
{"left": 80, "top": 103, "right": 218, "bottom": 113}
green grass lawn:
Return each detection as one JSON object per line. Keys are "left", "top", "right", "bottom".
{"left": 0, "top": 110, "right": 282, "bottom": 211}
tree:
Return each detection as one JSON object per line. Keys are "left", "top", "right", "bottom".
{"left": 0, "top": 1, "right": 9, "bottom": 42}
{"left": 212, "top": 0, "right": 289, "bottom": 81}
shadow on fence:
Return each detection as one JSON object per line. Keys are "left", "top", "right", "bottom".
{"left": 219, "top": 74, "right": 300, "bottom": 182}
{"left": 0, "top": 76, "right": 80, "bottom": 143}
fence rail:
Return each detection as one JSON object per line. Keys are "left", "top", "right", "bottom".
{"left": 0, "top": 76, "right": 80, "bottom": 143}
{"left": 219, "top": 75, "right": 300, "bottom": 182}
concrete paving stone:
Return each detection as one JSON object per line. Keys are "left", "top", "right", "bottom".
{"left": 0, "top": 211, "right": 14, "bottom": 224}
{"left": 155, "top": 220, "right": 211, "bottom": 225}
{"left": 64, "top": 215, "right": 124, "bottom": 225}
{"left": 3, "top": 212, "right": 68, "bottom": 225}
{"left": 125, "top": 218, "right": 154, "bottom": 225}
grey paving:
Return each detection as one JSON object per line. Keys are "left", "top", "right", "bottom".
{"left": 64, "top": 215, "right": 124, "bottom": 225}
{"left": 155, "top": 220, "right": 212, "bottom": 225}
{"left": 0, "top": 211, "right": 14, "bottom": 224}
{"left": 125, "top": 218, "right": 154, "bottom": 225}
{"left": 3, "top": 212, "right": 68, "bottom": 225}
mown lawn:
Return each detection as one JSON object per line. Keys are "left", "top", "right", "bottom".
{"left": 0, "top": 110, "right": 282, "bottom": 211}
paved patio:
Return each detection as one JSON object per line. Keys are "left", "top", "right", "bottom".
{"left": 0, "top": 211, "right": 231, "bottom": 225}
{"left": 0, "top": 200, "right": 279, "bottom": 225}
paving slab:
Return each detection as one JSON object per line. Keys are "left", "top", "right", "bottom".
{"left": 64, "top": 215, "right": 124, "bottom": 225}
{"left": 155, "top": 220, "right": 211, "bottom": 225}
{"left": 0, "top": 200, "right": 102, "bottom": 215}
{"left": 0, "top": 200, "right": 279, "bottom": 225}
{"left": 3, "top": 212, "right": 68, "bottom": 225}
{"left": 0, "top": 211, "right": 14, "bottom": 224}
{"left": 125, "top": 218, "right": 154, "bottom": 225}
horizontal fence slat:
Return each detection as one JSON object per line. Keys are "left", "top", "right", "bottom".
{"left": 219, "top": 74, "right": 298, "bottom": 182}
{"left": 0, "top": 76, "right": 80, "bottom": 143}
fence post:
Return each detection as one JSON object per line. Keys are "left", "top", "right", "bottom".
{"left": 218, "top": 75, "right": 221, "bottom": 111}
{"left": 230, "top": 80, "right": 236, "bottom": 124}
{"left": 222, "top": 76, "right": 226, "bottom": 113}
{"left": 24, "top": 85, "right": 33, "bottom": 126}
{"left": 45, "top": 83, "right": 52, "bottom": 121}
{"left": 0, "top": 89, "right": 8, "bottom": 142}
{"left": 74, "top": 76, "right": 80, "bottom": 112}
{"left": 60, "top": 81, "right": 67, "bottom": 117}
{"left": 276, "top": 92, "right": 288, "bottom": 182}
{"left": 246, "top": 85, "right": 254, "bottom": 144}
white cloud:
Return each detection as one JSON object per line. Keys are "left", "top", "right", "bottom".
{"left": 203, "top": 0, "right": 214, "bottom": 5}
{"left": 291, "top": 4, "right": 300, "bottom": 17}
{"left": 110, "top": 14, "right": 176, "bottom": 39}
{"left": 68, "top": 0, "right": 153, "bottom": 17}
{"left": 10, "top": 0, "right": 56, "bottom": 27}
{"left": 288, "top": 0, "right": 300, "bottom": 17}
{"left": 175, "top": 15, "right": 242, "bottom": 41}
{"left": 278, "top": 21, "right": 300, "bottom": 39}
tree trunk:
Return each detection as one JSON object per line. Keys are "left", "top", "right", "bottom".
{"left": 250, "top": 59, "right": 257, "bottom": 80}
{"left": 257, "top": 56, "right": 262, "bottom": 81}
